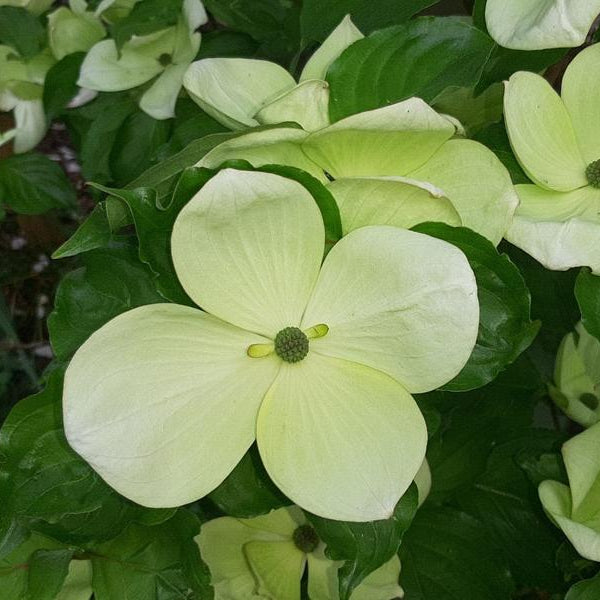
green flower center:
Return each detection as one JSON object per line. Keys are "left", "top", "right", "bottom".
{"left": 579, "top": 393, "right": 599, "bottom": 411}
{"left": 586, "top": 159, "right": 600, "bottom": 188}
{"left": 292, "top": 524, "right": 319, "bottom": 553}
{"left": 158, "top": 53, "right": 172, "bottom": 67}
{"left": 274, "top": 327, "right": 309, "bottom": 363}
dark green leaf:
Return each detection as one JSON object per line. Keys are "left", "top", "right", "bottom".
{"left": 43, "top": 53, "right": 86, "bottom": 121}
{"left": 503, "top": 243, "right": 580, "bottom": 380}
{"left": 566, "top": 573, "right": 600, "bottom": 600}
{"left": 196, "top": 30, "right": 258, "bottom": 59}
{"left": 307, "top": 485, "right": 418, "bottom": 600}
{"left": 300, "top": 0, "right": 439, "bottom": 44}
{"left": 0, "top": 154, "right": 76, "bottom": 215}
{"left": 91, "top": 183, "right": 201, "bottom": 304}
{"left": 399, "top": 507, "right": 515, "bottom": 600}
{"left": 90, "top": 510, "right": 212, "bottom": 600}
{"left": 0, "top": 372, "right": 173, "bottom": 546}
{"left": 110, "top": 110, "right": 172, "bottom": 187}
{"left": 474, "top": 121, "right": 530, "bottom": 184}
{"left": 110, "top": 0, "right": 183, "bottom": 48}
{"left": 413, "top": 223, "right": 539, "bottom": 391}
{"left": 27, "top": 548, "right": 73, "bottom": 600}
{"left": 208, "top": 446, "right": 287, "bottom": 518}
{"left": 575, "top": 269, "right": 600, "bottom": 342}
{"left": 327, "top": 17, "right": 495, "bottom": 122}
{"left": 48, "top": 245, "right": 164, "bottom": 360}
{"left": 203, "top": 0, "right": 300, "bottom": 63}
{"left": 457, "top": 431, "right": 565, "bottom": 592}
{"left": 0, "top": 7, "right": 45, "bottom": 58}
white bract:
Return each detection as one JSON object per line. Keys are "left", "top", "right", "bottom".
{"left": 485, "top": 0, "right": 600, "bottom": 50}
{"left": 197, "top": 98, "right": 518, "bottom": 245}
{"left": 539, "top": 422, "right": 600, "bottom": 561}
{"left": 0, "top": 45, "right": 54, "bottom": 152}
{"left": 78, "top": 0, "right": 207, "bottom": 119}
{"left": 183, "top": 15, "right": 363, "bottom": 132}
{"left": 198, "top": 505, "right": 404, "bottom": 600}
{"left": 63, "top": 168, "right": 478, "bottom": 522}
{"left": 504, "top": 44, "right": 600, "bottom": 273}
{"left": 552, "top": 322, "right": 600, "bottom": 428}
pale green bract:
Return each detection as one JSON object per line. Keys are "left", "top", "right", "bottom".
{"left": 197, "top": 98, "right": 518, "bottom": 245}
{"left": 0, "top": 45, "right": 54, "bottom": 152}
{"left": 183, "top": 15, "right": 363, "bottom": 131}
{"left": 77, "top": 0, "right": 207, "bottom": 119}
{"left": 504, "top": 44, "right": 600, "bottom": 273}
{"left": 63, "top": 168, "right": 479, "bottom": 522}
{"left": 485, "top": 0, "right": 600, "bottom": 50}
{"left": 47, "top": 0, "right": 106, "bottom": 61}
{"left": 551, "top": 322, "right": 600, "bottom": 428}
{"left": 197, "top": 505, "right": 404, "bottom": 600}
{"left": 539, "top": 422, "right": 600, "bottom": 562}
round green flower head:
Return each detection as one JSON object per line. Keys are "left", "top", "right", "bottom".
{"left": 275, "top": 327, "right": 309, "bottom": 363}
{"left": 292, "top": 524, "right": 319, "bottom": 553}
{"left": 586, "top": 159, "right": 600, "bottom": 188}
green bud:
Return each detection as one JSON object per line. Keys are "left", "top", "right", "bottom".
{"left": 274, "top": 327, "right": 309, "bottom": 363}
{"left": 292, "top": 524, "right": 319, "bottom": 554}
{"left": 585, "top": 159, "right": 600, "bottom": 188}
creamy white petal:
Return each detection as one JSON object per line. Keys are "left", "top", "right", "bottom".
{"left": 257, "top": 353, "right": 428, "bottom": 521}
{"left": 172, "top": 169, "right": 324, "bottom": 337}
{"left": 302, "top": 99, "right": 456, "bottom": 178}
{"left": 63, "top": 303, "right": 279, "bottom": 507}
{"left": 301, "top": 226, "right": 479, "bottom": 393}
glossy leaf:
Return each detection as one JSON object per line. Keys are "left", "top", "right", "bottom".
{"left": 48, "top": 245, "right": 164, "bottom": 360}
{"left": 413, "top": 223, "right": 539, "bottom": 390}
{"left": 327, "top": 17, "right": 495, "bottom": 122}
{"left": 575, "top": 269, "right": 600, "bottom": 343}
{"left": 0, "top": 154, "right": 76, "bottom": 215}
{"left": 307, "top": 484, "right": 418, "bottom": 600}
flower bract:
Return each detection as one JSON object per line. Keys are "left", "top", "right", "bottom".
{"left": 197, "top": 98, "right": 518, "bottom": 245}
{"left": 504, "top": 44, "right": 600, "bottom": 273}
{"left": 551, "top": 322, "right": 600, "bottom": 428}
{"left": 183, "top": 15, "right": 363, "bottom": 132}
{"left": 63, "top": 168, "right": 479, "bottom": 521}
{"left": 539, "top": 421, "right": 600, "bottom": 561}
{"left": 198, "top": 505, "right": 404, "bottom": 600}
{"left": 485, "top": 0, "right": 600, "bottom": 50}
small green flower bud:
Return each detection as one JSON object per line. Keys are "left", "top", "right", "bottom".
{"left": 274, "top": 327, "right": 309, "bottom": 363}
{"left": 292, "top": 524, "right": 319, "bottom": 553}
{"left": 586, "top": 159, "right": 600, "bottom": 188}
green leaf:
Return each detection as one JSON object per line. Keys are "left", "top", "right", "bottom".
{"left": 457, "top": 431, "right": 565, "bottom": 592}
{"left": 575, "top": 269, "right": 600, "bottom": 343}
{"left": 52, "top": 203, "right": 117, "bottom": 259}
{"left": 327, "top": 17, "right": 495, "bottom": 122}
{"left": 48, "top": 244, "right": 164, "bottom": 360}
{"left": 0, "top": 534, "right": 65, "bottom": 600}
{"left": 90, "top": 510, "right": 213, "bottom": 600}
{"left": 0, "top": 371, "right": 174, "bottom": 546}
{"left": 110, "top": 110, "right": 172, "bottom": 187}
{"left": 307, "top": 484, "right": 418, "bottom": 600}
{"left": 203, "top": 0, "right": 300, "bottom": 63}
{"left": 43, "top": 53, "right": 86, "bottom": 122}
{"left": 566, "top": 572, "right": 600, "bottom": 600}
{"left": 91, "top": 183, "right": 201, "bottom": 304}
{"left": 110, "top": 0, "right": 183, "bottom": 49}
{"left": 413, "top": 223, "right": 539, "bottom": 391}
{"left": 300, "top": 0, "right": 438, "bottom": 44}
{"left": 196, "top": 30, "right": 258, "bottom": 59}
{"left": 207, "top": 446, "right": 287, "bottom": 518}
{"left": 0, "top": 7, "right": 45, "bottom": 58}
{"left": 0, "top": 154, "right": 76, "bottom": 215}
{"left": 27, "top": 548, "right": 74, "bottom": 600}
{"left": 399, "top": 507, "right": 515, "bottom": 600}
